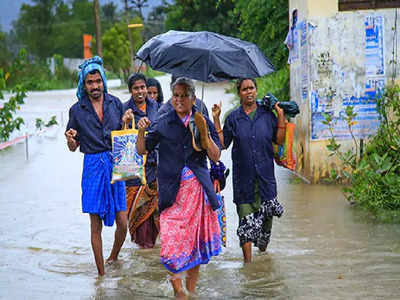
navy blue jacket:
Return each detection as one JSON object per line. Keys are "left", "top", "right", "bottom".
{"left": 145, "top": 108, "right": 221, "bottom": 213}
{"left": 123, "top": 97, "right": 159, "bottom": 186}
{"left": 66, "top": 93, "right": 123, "bottom": 154}
{"left": 223, "top": 104, "right": 278, "bottom": 204}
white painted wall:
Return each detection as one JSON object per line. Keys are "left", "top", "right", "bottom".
{"left": 288, "top": 1, "right": 400, "bottom": 182}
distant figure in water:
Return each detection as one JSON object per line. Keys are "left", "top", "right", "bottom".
{"left": 65, "top": 56, "right": 132, "bottom": 276}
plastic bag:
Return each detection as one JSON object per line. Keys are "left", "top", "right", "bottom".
{"left": 110, "top": 123, "right": 147, "bottom": 184}
{"left": 273, "top": 122, "right": 296, "bottom": 171}
{"left": 214, "top": 180, "right": 227, "bottom": 247}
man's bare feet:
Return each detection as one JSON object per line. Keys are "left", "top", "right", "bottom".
{"left": 105, "top": 257, "right": 118, "bottom": 265}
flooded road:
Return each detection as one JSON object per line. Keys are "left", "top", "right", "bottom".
{"left": 0, "top": 75, "right": 399, "bottom": 299}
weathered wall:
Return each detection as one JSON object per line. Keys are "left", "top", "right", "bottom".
{"left": 288, "top": 1, "right": 400, "bottom": 182}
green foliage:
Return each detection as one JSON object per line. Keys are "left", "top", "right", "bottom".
{"left": 101, "top": 17, "right": 143, "bottom": 81}
{"left": 233, "top": 0, "right": 289, "bottom": 70}
{"left": 0, "top": 29, "right": 12, "bottom": 70}
{"left": 14, "top": 0, "right": 98, "bottom": 59}
{"left": 0, "top": 59, "right": 27, "bottom": 142}
{"left": 324, "top": 84, "right": 400, "bottom": 221}
{"left": 165, "top": 0, "right": 239, "bottom": 37}
{"left": 256, "top": 67, "right": 289, "bottom": 101}
{"left": 35, "top": 116, "right": 58, "bottom": 130}
{"left": 5, "top": 50, "right": 76, "bottom": 91}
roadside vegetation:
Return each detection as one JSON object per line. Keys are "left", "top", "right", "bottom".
{"left": 323, "top": 84, "right": 400, "bottom": 222}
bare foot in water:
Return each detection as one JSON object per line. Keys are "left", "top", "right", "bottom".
{"left": 105, "top": 257, "right": 118, "bottom": 265}
{"left": 175, "top": 289, "right": 187, "bottom": 300}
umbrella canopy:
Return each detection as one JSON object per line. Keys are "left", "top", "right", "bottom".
{"left": 136, "top": 30, "right": 275, "bottom": 82}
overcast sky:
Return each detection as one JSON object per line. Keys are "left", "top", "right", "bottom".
{"left": 0, "top": 0, "right": 164, "bottom": 32}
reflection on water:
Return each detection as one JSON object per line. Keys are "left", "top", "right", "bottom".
{"left": 1, "top": 83, "right": 399, "bottom": 299}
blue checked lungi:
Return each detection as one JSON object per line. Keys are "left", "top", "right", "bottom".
{"left": 81, "top": 151, "right": 126, "bottom": 226}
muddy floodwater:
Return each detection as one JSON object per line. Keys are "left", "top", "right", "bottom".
{"left": 0, "top": 76, "right": 399, "bottom": 299}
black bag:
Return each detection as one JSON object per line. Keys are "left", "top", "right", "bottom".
{"left": 258, "top": 93, "right": 300, "bottom": 118}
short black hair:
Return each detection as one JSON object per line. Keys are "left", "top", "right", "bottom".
{"left": 236, "top": 78, "right": 257, "bottom": 94}
{"left": 127, "top": 73, "right": 147, "bottom": 91}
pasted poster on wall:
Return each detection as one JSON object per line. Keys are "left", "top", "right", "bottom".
{"left": 300, "top": 20, "right": 308, "bottom": 102}
{"left": 365, "top": 16, "right": 385, "bottom": 76}
{"left": 311, "top": 78, "right": 384, "bottom": 140}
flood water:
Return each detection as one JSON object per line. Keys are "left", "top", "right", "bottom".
{"left": 0, "top": 76, "right": 399, "bottom": 299}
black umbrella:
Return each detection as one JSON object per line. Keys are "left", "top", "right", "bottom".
{"left": 136, "top": 30, "right": 275, "bottom": 82}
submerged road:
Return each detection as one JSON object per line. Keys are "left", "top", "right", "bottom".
{"left": 0, "top": 75, "right": 399, "bottom": 299}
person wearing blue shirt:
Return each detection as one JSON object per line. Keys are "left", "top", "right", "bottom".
{"left": 122, "top": 73, "right": 160, "bottom": 249}
{"left": 65, "top": 56, "right": 131, "bottom": 276}
{"left": 212, "top": 78, "right": 286, "bottom": 263}
{"left": 135, "top": 77, "right": 222, "bottom": 298}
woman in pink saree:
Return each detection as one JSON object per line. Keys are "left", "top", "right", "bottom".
{"left": 136, "top": 77, "right": 222, "bottom": 298}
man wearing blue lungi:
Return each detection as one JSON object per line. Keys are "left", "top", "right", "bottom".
{"left": 65, "top": 56, "right": 130, "bottom": 276}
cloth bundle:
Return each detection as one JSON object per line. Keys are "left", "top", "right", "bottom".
{"left": 257, "top": 92, "right": 300, "bottom": 118}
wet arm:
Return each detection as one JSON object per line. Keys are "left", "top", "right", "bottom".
{"left": 275, "top": 104, "right": 286, "bottom": 145}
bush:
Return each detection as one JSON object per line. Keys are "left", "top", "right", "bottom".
{"left": 324, "top": 84, "right": 400, "bottom": 222}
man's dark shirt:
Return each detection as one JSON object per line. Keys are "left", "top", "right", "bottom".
{"left": 66, "top": 93, "right": 123, "bottom": 153}
{"left": 123, "top": 97, "right": 159, "bottom": 186}
{"left": 145, "top": 107, "right": 221, "bottom": 213}
{"left": 223, "top": 104, "right": 278, "bottom": 204}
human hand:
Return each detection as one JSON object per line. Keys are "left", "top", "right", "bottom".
{"left": 122, "top": 109, "right": 134, "bottom": 127}
{"left": 65, "top": 128, "right": 78, "bottom": 142}
{"left": 274, "top": 102, "right": 284, "bottom": 116}
{"left": 212, "top": 101, "right": 222, "bottom": 119}
{"left": 137, "top": 117, "right": 151, "bottom": 132}
{"left": 65, "top": 128, "right": 79, "bottom": 151}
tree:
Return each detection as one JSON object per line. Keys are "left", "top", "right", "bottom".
{"left": 130, "top": 0, "right": 148, "bottom": 20}
{"left": 102, "top": 1, "right": 119, "bottom": 32}
{"left": 232, "top": 0, "right": 288, "bottom": 69}
{"left": 0, "top": 28, "right": 12, "bottom": 70}
{"left": 14, "top": 0, "right": 98, "bottom": 59}
{"left": 0, "top": 50, "right": 28, "bottom": 142}
{"left": 164, "top": 0, "right": 239, "bottom": 37}
{"left": 102, "top": 18, "right": 143, "bottom": 80}
{"left": 143, "top": 4, "right": 167, "bottom": 41}
{"left": 93, "top": 0, "right": 102, "bottom": 56}
{"left": 14, "top": 0, "right": 61, "bottom": 59}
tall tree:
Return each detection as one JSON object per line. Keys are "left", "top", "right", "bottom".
{"left": 124, "top": 0, "right": 135, "bottom": 71}
{"left": 130, "top": 0, "right": 148, "bottom": 20}
{"left": 164, "top": 0, "right": 239, "bottom": 37}
{"left": 102, "top": 1, "right": 119, "bottom": 31}
{"left": 232, "top": 0, "right": 288, "bottom": 69}
{"left": 144, "top": 4, "right": 167, "bottom": 40}
{"left": 102, "top": 18, "right": 143, "bottom": 80}
{"left": 93, "top": 0, "right": 102, "bottom": 56}
{"left": 0, "top": 28, "right": 12, "bottom": 69}
{"left": 14, "top": 0, "right": 61, "bottom": 59}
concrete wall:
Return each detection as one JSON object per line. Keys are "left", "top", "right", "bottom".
{"left": 288, "top": 1, "right": 400, "bottom": 182}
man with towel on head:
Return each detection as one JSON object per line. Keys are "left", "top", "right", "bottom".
{"left": 65, "top": 56, "right": 131, "bottom": 276}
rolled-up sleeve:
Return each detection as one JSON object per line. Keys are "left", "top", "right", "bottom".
{"left": 144, "top": 120, "right": 161, "bottom": 152}
{"left": 207, "top": 118, "right": 221, "bottom": 150}
{"left": 66, "top": 107, "right": 78, "bottom": 132}
{"left": 222, "top": 114, "right": 234, "bottom": 149}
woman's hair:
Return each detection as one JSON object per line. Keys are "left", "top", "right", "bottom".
{"left": 127, "top": 73, "right": 147, "bottom": 92}
{"left": 236, "top": 78, "right": 257, "bottom": 94}
{"left": 146, "top": 77, "right": 164, "bottom": 104}
{"left": 171, "top": 77, "right": 196, "bottom": 99}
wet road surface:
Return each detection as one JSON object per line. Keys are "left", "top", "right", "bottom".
{"left": 0, "top": 76, "right": 399, "bottom": 299}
